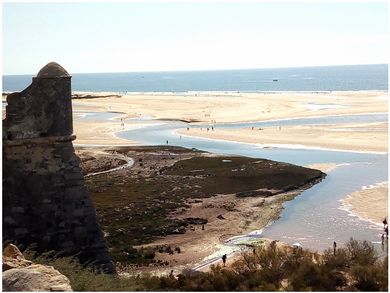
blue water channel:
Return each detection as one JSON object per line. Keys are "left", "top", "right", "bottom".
{"left": 76, "top": 111, "right": 388, "bottom": 251}
{"left": 195, "top": 113, "right": 387, "bottom": 130}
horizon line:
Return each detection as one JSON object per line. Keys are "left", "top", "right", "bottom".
{"left": 3, "top": 63, "right": 387, "bottom": 76}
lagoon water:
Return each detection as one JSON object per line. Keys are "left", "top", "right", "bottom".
{"left": 57, "top": 63, "right": 389, "bottom": 253}
{"left": 3, "top": 64, "right": 388, "bottom": 92}
{"left": 197, "top": 113, "right": 388, "bottom": 130}
{"left": 111, "top": 114, "right": 388, "bottom": 251}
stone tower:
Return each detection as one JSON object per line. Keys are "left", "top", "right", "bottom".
{"left": 3, "top": 62, "right": 115, "bottom": 274}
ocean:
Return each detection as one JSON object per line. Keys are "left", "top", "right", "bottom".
{"left": 2, "top": 64, "right": 387, "bottom": 93}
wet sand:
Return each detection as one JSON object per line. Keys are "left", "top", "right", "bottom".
{"left": 68, "top": 91, "right": 388, "bottom": 153}
{"left": 73, "top": 120, "right": 137, "bottom": 146}
{"left": 70, "top": 90, "right": 387, "bottom": 123}
{"left": 177, "top": 122, "right": 388, "bottom": 153}
{"left": 78, "top": 146, "right": 323, "bottom": 275}
{"left": 307, "top": 163, "right": 348, "bottom": 173}
{"left": 135, "top": 190, "right": 299, "bottom": 275}
{"left": 7, "top": 90, "right": 385, "bottom": 271}
{"left": 69, "top": 91, "right": 388, "bottom": 243}
{"left": 340, "top": 182, "right": 388, "bottom": 226}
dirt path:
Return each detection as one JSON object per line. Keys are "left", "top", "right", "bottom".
{"left": 85, "top": 157, "right": 134, "bottom": 177}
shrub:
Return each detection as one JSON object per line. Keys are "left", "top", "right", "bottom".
{"left": 349, "top": 256, "right": 388, "bottom": 292}
{"left": 345, "top": 238, "right": 377, "bottom": 266}
{"left": 351, "top": 265, "right": 382, "bottom": 291}
{"left": 21, "top": 238, "right": 387, "bottom": 291}
{"left": 322, "top": 248, "right": 349, "bottom": 269}
{"left": 23, "top": 250, "right": 142, "bottom": 291}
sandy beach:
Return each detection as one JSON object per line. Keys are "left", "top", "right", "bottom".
{"left": 69, "top": 90, "right": 388, "bottom": 151}
{"left": 68, "top": 90, "right": 388, "bottom": 235}
{"left": 307, "top": 163, "right": 349, "bottom": 173}
{"left": 177, "top": 122, "right": 388, "bottom": 153}
{"left": 71, "top": 90, "right": 387, "bottom": 123}
{"left": 73, "top": 120, "right": 137, "bottom": 146}
{"left": 340, "top": 182, "right": 388, "bottom": 226}
{"left": 4, "top": 90, "right": 387, "bottom": 268}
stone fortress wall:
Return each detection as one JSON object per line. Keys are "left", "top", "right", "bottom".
{"left": 2, "top": 62, "right": 115, "bottom": 274}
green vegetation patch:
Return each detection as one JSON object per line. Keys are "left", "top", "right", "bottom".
{"left": 25, "top": 238, "right": 388, "bottom": 291}
{"left": 162, "top": 156, "right": 324, "bottom": 195}
{"left": 84, "top": 147, "right": 324, "bottom": 264}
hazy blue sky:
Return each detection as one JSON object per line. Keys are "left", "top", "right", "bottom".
{"left": 2, "top": 1, "right": 388, "bottom": 75}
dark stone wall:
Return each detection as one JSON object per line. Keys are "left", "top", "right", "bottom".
{"left": 2, "top": 63, "right": 115, "bottom": 274}
{"left": 4, "top": 77, "right": 73, "bottom": 140}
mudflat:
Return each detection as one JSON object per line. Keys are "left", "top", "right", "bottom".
{"left": 78, "top": 145, "right": 324, "bottom": 274}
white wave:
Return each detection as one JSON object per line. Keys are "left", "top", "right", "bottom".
{"left": 361, "top": 181, "right": 388, "bottom": 191}
{"left": 177, "top": 129, "right": 387, "bottom": 155}
{"left": 338, "top": 181, "right": 388, "bottom": 228}
{"left": 253, "top": 143, "right": 387, "bottom": 155}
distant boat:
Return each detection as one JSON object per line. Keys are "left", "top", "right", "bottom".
{"left": 273, "top": 79, "right": 278, "bottom": 82}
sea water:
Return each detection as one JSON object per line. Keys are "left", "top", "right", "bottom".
{"left": 3, "top": 64, "right": 388, "bottom": 92}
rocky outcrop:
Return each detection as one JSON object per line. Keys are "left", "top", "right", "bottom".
{"left": 2, "top": 244, "right": 72, "bottom": 292}
{"left": 3, "top": 264, "right": 73, "bottom": 292}
{"left": 2, "top": 62, "right": 115, "bottom": 274}
{"left": 3, "top": 244, "right": 32, "bottom": 272}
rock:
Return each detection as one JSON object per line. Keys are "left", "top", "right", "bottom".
{"left": 2, "top": 264, "right": 72, "bottom": 291}
{"left": 2, "top": 243, "right": 72, "bottom": 291}
{"left": 3, "top": 244, "right": 24, "bottom": 259}
{"left": 171, "top": 226, "right": 186, "bottom": 234}
{"left": 3, "top": 256, "right": 32, "bottom": 272}
{"left": 217, "top": 214, "right": 225, "bottom": 220}
{"left": 184, "top": 217, "right": 208, "bottom": 225}
{"left": 2, "top": 244, "right": 32, "bottom": 272}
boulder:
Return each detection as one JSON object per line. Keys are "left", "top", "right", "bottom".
{"left": 217, "top": 214, "right": 225, "bottom": 220}
{"left": 2, "top": 244, "right": 72, "bottom": 291}
{"left": 2, "top": 264, "right": 72, "bottom": 292}
{"left": 2, "top": 244, "right": 32, "bottom": 272}
{"left": 3, "top": 256, "right": 32, "bottom": 272}
{"left": 3, "top": 244, "right": 24, "bottom": 259}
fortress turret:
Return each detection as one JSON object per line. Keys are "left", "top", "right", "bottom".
{"left": 3, "top": 62, "right": 115, "bottom": 274}
{"left": 4, "top": 62, "right": 73, "bottom": 140}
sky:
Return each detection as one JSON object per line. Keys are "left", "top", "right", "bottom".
{"left": 2, "top": 1, "right": 389, "bottom": 75}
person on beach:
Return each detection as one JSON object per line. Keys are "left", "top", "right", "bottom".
{"left": 166, "top": 140, "right": 169, "bottom": 145}
{"left": 381, "top": 234, "right": 385, "bottom": 245}
{"left": 222, "top": 254, "right": 227, "bottom": 267}
{"left": 333, "top": 241, "right": 337, "bottom": 256}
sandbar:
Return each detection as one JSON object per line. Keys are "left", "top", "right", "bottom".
{"left": 73, "top": 120, "right": 137, "bottom": 146}
{"left": 177, "top": 122, "right": 388, "bottom": 153}
{"left": 68, "top": 91, "right": 388, "bottom": 152}
{"left": 71, "top": 90, "right": 387, "bottom": 123}
{"left": 340, "top": 182, "right": 388, "bottom": 226}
